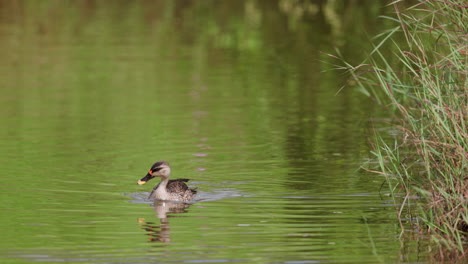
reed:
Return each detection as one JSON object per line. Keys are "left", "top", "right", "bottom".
{"left": 341, "top": 0, "right": 467, "bottom": 252}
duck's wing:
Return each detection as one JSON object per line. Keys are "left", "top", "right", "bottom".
{"left": 166, "top": 179, "right": 191, "bottom": 193}
{"left": 176, "top": 179, "right": 197, "bottom": 194}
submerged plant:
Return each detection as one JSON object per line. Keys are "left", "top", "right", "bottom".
{"left": 340, "top": 0, "right": 467, "bottom": 254}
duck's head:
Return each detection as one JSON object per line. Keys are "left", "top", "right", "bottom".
{"left": 137, "top": 161, "right": 171, "bottom": 185}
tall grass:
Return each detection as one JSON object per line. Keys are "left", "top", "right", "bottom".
{"left": 341, "top": 0, "right": 467, "bottom": 254}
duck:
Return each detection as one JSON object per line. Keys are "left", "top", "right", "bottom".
{"left": 137, "top": 161, "right": 196, "bottom": 202}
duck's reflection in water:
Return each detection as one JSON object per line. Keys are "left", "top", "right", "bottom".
{"left": 138, "top": 200, "right": 191, "bottom": 243}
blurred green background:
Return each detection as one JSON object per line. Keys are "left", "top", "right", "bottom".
{"left": 0, "top": 1, "right": 428, "bottom": 263}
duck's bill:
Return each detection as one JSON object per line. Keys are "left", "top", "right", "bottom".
{"left": 137, "top": 173, "right": 153, "bottom": 185}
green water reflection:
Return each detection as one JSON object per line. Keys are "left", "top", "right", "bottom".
{"left": 0, "top": 1, "right": 428, "bottom": 263}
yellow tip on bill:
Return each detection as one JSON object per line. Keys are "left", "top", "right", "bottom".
{"left": 137, "top": 180, "right": 147, "bottom": 185}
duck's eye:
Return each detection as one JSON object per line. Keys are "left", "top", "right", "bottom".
{"left": 152, "top": 167, "right": 163, "bottom": 172}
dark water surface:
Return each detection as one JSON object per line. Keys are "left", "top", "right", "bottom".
{"left": 0, "top": 1, "right": 428, "bottom": 263}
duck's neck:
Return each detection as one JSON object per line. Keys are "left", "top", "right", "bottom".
{"left": 158, "top": 177, "right": 170, "bottom": 189}
{"left": 150, "top": 177, "right": 170, "bottom": 200}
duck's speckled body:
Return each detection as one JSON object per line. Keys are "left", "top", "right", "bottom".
{"left": 138, "top": 161, "right": 196, "bottom": 202}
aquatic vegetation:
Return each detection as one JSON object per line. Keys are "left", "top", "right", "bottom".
{"left": 340, "top": 0, "right": 467, "bottom": 254}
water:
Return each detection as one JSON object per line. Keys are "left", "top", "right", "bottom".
{"left": 0, "top": 1, "right": 429, "bottom": 263}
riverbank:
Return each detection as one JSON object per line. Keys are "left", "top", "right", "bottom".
{"left": 345, "top": 0, "right": 467, "bottom": 255}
